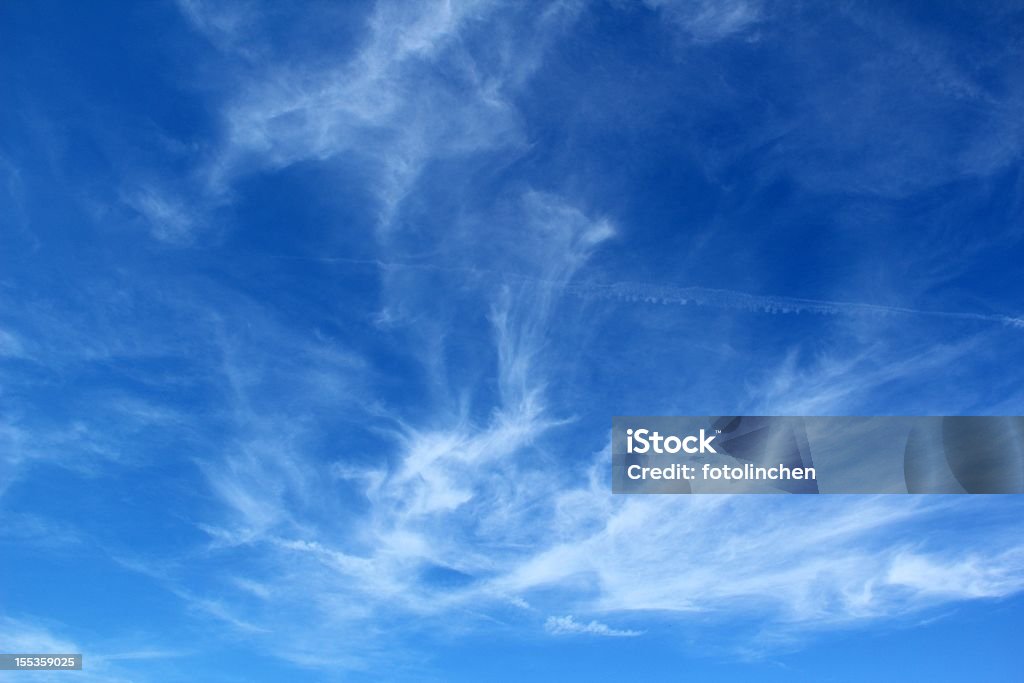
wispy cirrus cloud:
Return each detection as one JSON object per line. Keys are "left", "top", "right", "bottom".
{"left": 545, "top": 614, "right": 642, "bottom": 637}
{"left": 93, "top": 1, "right": 1024, "bottom": 672}
{"left": 644, "top": 0, "right": 762, "bottom": 42}
{"left": 174, "top": 197, "right": 1023, "bottom": 670}
{"left": 0, "top": 616, "right": 181, "bottom": 683}
{"left": 160, "top": 0, "right": 584, "bottom": 241}
{"left": 3, "top": 0, "right": 1024, "bottom": 679}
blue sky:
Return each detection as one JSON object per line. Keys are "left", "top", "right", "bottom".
{"left": 2, "top": 0, "right": 1024, "bottom": 680}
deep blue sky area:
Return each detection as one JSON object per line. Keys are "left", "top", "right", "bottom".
{"left": 2, "top": 1, "right": 1024, "bottom": 681}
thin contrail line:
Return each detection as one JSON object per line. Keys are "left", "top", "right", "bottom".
{"left": 562, "top": 281, "right": 1024, "bottom": 329}
{"left": 265, "top": 254, "right": 1024, "bottom": 329}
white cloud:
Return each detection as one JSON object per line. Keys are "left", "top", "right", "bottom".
{"left": 545, "top": 614, "right": 642, "bottom": 637}
{"left": 124, "top": 187, "right": 198, "bottom": 244}
{"left": 176, "top": 0, "right": 260, "bottom": 58}
{"left": 24, "top": 1, "right": 1018, "bottom": 674}
{"left": 645, "top": 0, "right": 762, "bottom": 42}
{"left": 155, "top": 178, "right": 1024, "bottom": 672}
{"left": 172, "top": 0, "right": 583, "bottom": 235}
{"left": 0, "top": 617, "right": 158, "bottom": 683}
{"left": 887, "top": 549, "right": 1024, "bottom": 600}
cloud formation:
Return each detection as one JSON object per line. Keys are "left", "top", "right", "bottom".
{"left": 2, "top": 0, "right": 1023, "bottom": 678}
{"left": 545, "top": 615, "right": 643, "bottom": 637}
